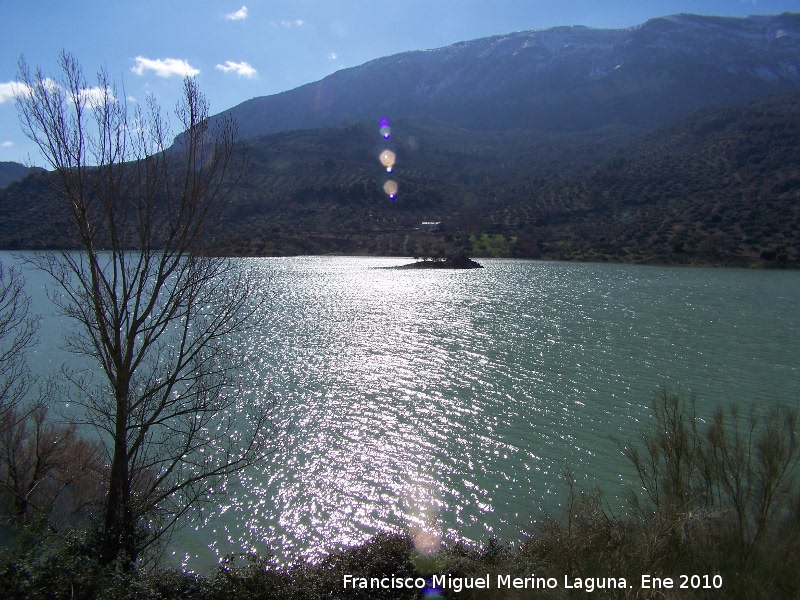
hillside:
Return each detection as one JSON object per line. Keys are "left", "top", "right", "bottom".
{"left": 535, "top": 92, "right": 800, "bottom": 265}
{"left": 0, "top": 162, "right": 37, "bottom": 189}
{"left": 204, "top": 92, "right": 800, "bottom": 266}
{"left": 4, "top": 92, "right": 796, "bottom": 266}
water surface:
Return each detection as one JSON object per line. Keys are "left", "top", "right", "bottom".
{"left": 6, "top": 254, "right": 799, "bottom": 567}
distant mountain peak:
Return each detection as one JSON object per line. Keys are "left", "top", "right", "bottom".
{"left": 201, "top": 13, "right": 800, "bottom": 142}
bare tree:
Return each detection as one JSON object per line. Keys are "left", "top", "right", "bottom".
{"left": 704, "top": 402, "right": 800, "bottom": 569}
{"left": 618, "top": 387, "right": 800, "bottom": 573}
{"left": 0, "top": 405, "right": 103, "bottom": 527}
{"left": 15, "top": 51, "right": 277, "bottom": 568}
{"left": 0, "top": 255, "right": 97, "bottom": 532}
{"left": 0, "top": 261, "right": 39, "bottom": 427}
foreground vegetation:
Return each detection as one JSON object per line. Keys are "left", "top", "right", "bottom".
{"left": 1, "top": 387, "right": 798, "bottom": 599}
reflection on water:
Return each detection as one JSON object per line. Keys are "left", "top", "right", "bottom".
{"left": 8, "top": 254, "right": 800, "bottom": 567}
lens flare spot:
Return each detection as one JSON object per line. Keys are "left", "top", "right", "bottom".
{"left": 383, "top": 180, "right": 398, "bottom": 199}
{"left": 380, "top": 126, "right": 391, "bottom": 139}
{"left": 379, "top": 149, "right": 396, "bottom": 171}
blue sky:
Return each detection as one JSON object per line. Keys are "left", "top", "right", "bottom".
{"left": 1, "top": 0, "right": 797, "bottom": 166}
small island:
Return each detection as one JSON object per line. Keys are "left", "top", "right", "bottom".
{"left": 392, "top": 252, "right": 483, "bottom": 269}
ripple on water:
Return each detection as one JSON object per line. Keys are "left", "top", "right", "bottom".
{"left": 7, "top": 254, "right": 796, "bottom": 567}
{"left": 172, "top": 257, "right": 800, "bottom": 566}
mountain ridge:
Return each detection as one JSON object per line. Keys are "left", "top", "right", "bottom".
{"left": 0, "top": 162, "right": 40, "bottom": 189}
{"left": 203, "top": 12, "right": 800, "bottom": 141}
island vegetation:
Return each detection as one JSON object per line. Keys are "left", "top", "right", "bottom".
{"left": 391, "top": 251, "right": 483, "bottom": 269}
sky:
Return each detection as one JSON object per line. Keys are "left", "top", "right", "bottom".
{"left": 1, "top": 0, "right": 797, "bottom": 167}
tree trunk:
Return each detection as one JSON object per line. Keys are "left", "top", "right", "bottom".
{"left": 102, "top": 382, "right": 135, "bottom": 567}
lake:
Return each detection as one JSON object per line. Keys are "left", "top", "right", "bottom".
{"left": 5, "top": 254, "right": 800, "bottom": 568}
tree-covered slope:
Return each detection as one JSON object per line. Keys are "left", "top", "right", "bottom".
{"left": 210, "top": 91, "right": 800, "bottom": 266}
{"left": 2, "top": 93, "right": 799, "bottom": 266}
{"left": 0, "top": 162, "right": 38, "bottom": 189}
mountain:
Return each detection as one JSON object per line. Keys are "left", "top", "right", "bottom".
{"left": 2, "top": 93, "right": 798, "bottom": 266}
{"left": 0, "top": 162, "right": 39, "bottom": 189}
{"left": 207, "top": 13, "right": 800, "bottom": 140}
{"left": 201, "top": 91, "right": 799, "bottom": 265}
{"left": 2, "top": 14, "right": 799, "bottom": 267}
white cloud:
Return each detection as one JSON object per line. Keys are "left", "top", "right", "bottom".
{"left": 215, "top": 61, "right": 257, "bottom": 78}
{"left": 226, "top": 6, "right": 248, "bottom": 21}
{"left": 0, "top": 82, "right": 16, "bottom": 103}
{"left": 78, "top": 86, "right": 115, "bottom": 107}
{"left": 281, "top": 19, "right": 304, "bottom": 28}
{"left": 131, "top": 57, "right": 200, "bottom": 78}
{"left": 1, "top": 141, "right": 13, "bottom": 148}
{"left": 328, "top": 52, "right": 338, "bottom": 60}
{"left": 0, "top": 81, "right": 30, "bottom": 103}
{"left": 2, "top": 79, "right": 111, "bottom": 108}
